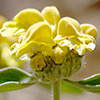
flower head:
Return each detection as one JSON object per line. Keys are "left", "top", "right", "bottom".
{"left": 0, "top": 6, "right": 97, "bottom": 82}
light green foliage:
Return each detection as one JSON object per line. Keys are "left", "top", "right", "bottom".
{"left": 64, "top": 74, "right": 100, "bottom": 93}
{"left": 0, "top": 67, "right": 36, "bottom": 92}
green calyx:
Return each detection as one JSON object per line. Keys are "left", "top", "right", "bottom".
{"left": 30, "top": 51, "right": 83, "bottom": 83}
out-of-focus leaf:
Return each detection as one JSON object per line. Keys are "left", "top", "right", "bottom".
{"left": 0, "top": 67, "right": 36, "bottom": 92}
{"left": 39, "top": 81, "right": 83, "bottom": 93}
{"left": 64, "top": 74, "right": 100, "bottom": 93}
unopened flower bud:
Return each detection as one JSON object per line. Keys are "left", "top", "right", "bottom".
{"left": 52, "top": 47, "right": 65, "bottom": 64}
{"left": 30, "top": 55, "right": 46, "bottom": 70}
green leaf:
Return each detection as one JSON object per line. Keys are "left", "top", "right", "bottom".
{"left": 64, "top": 74, "right": 100, "bottom": 93}
{"left": 0, "top": 67, "right": 36, "bottom": 92}
{"left": 39, "top": 81, "right": 83, "bottom": 93}
{"left": 61, "top": 81, "right": 83, "bottom": 93}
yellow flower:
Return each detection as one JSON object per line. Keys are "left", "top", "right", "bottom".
{"left": 0, "top": 16, "right": 23, "bottom": 68}
{"left": 0, "top": 7, "right": 97, "bottom": 59}
{"left": 54, "top": 17, "right": 97, "bottom": 56}
{"left": 0, "top": 6, "right": 97, "bottom": 82}
{"left": 0, "top": 7, "right": 59, "bottom": 59}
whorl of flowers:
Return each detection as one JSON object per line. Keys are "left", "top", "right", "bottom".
{"left": 0, "top": 6, "right": 97, "bottom": 82}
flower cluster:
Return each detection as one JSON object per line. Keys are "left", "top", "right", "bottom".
{"left": 0, "top": 6, "right": 97, "bottom": 82}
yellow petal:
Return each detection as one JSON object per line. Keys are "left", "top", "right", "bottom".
{"left": 68, "top": 36, "right": 82, "bottom": 45}
{"left": 13, "top": 29, "right": 25, "bottom": 36}
{"left": 0, "top": 21, "right": 18, "bottom": 36}
{"left": 81, "top": 24, "right": 97, "bottom": 39}
{"left": 75, "top": 44, "right": 86, "bottom": 55}
{"left": 57, "top": 39, "right": 70, "bottom": 54}
{"left": 75, "top": 43, "right": 95, "bottom": 55}
{"left": 14, "top": 9, "right": 44, "bottom": 28}
{"left": 24, "top": 22, "right": 55, "bottom": 46}
{"left": 58, "top": 39, "right": 70, "bottom": 47}
{"left": 30, "top": 55, "right": 46, "bottom": 70}
{"left": 79, "top": 34, "right": 95, "bottom": 44}
{"left": 1, "top": 43, "right": 22, "bottom": 67}
{"left": 11, "top": 41, "right": 53, "bottom": 59}
{"left": 10, "top": 22, "right": 56, "bottom": 59}
{"left": 68, "top": 36, "right": 83, "bottom": 53}
{"left": 52, "top": 47, "right": 65, "bottom": 64}
{"left": 85, "top": 43, "right": 95, "bottom": 51}
{"left": 41, "top": 6, "right": 60, "bottom": 38}
{"left": 58, "top": 17, "right": 82, "bottom": 37}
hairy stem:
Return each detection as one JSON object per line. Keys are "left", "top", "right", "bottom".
{"left": 52, "top": 80, "right": 60, "bottom": 100}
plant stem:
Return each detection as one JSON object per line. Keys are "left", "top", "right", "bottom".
{"left": 52, "top": 80, "right": 60, "bottom": 100}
